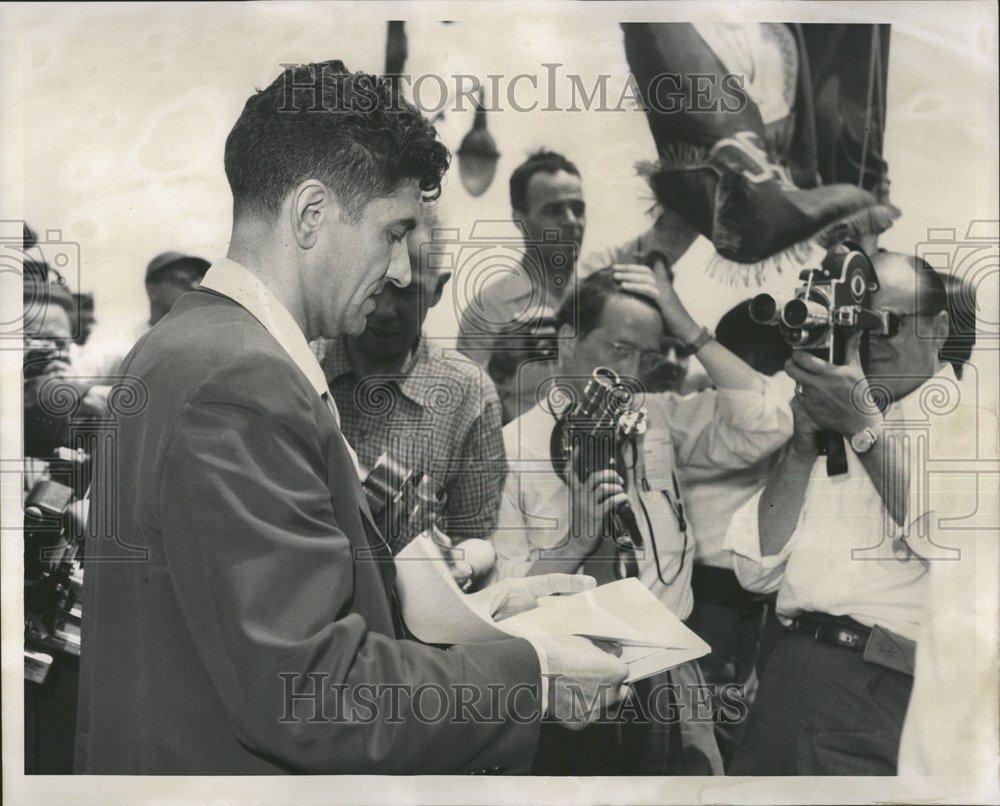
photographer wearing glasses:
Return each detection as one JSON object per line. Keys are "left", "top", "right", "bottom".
{"left": 726, "top": 250, "right": 976, "bottom": 775}
{"left": 491, "top": 265, "right": 792, "bottom": 774}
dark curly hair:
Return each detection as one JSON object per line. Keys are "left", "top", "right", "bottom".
{"left": 509, "top": 149, "right": 579, "bottom": 214}
{"left": 224, "top": 60, "right": 450, "bottom": 221}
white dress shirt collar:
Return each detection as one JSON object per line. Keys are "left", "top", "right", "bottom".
{"left": 199, "top": 258, "right": 333, "bottom": 406}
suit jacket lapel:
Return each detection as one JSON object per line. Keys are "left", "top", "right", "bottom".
{"left": 319, "top": 400, "right": 398, "bottom": 598}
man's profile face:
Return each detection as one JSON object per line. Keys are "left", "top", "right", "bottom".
{"left": 310, "top": 182, "right": 421, "bottom": 339}
{"left": 351, "top": 230, "right": 447, "bottom": 360}
{"left": 866, "top": 254, "right": 948, "bottom": 400}
{"left": 517, "top": 169, "right": 585, "bottom": 287}
{"left": 563, "top": 293, "right": 663, "bottom": 384}
{"left": 26, "top": 300, "right": 72, "bottom": 342}
{"left": 24, "top": 300, "right": 72, "bottom": 378}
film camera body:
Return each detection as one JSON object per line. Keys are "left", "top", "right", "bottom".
{"left": 362, "top": 453, "right": 495, "bottom": 590}
{"left": 748, "top": 242, "right": 899, "bottom": 475}
{"left": 363, "top": 452, "right": 444, "bottom": 556}
{"left": 23, "top": 335, "right": 93, "bottom": 685}
{"left": 550, "top": 367, "right": 647, "bottom": 552}
{"left": 23, "top": 446, "right": 89, "bottom": 684}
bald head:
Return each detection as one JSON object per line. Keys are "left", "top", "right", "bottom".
{"left": 873, "top": 250, "right": 948, "bottom": 317}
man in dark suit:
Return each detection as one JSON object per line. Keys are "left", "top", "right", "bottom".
{"left": 74, "top": 60, "right": 627, "bottom": 775}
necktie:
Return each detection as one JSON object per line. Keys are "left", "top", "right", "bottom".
{"left": 321, "top": 391, "right": 363, "bottom": 479}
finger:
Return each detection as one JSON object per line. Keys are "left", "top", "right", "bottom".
{"left": 614, "top": 274, "right": 658, "bottom": 290}
{"left": 588, "top": 638, "right": 623, "bottom": 657}
{"left": 587, "top": 468, "right": 622, "bottom": 485}
{"left": 790, "top": 351, "right": 830, "bottom": 373}
{"left": 593, "top": 481, "right": 626, "bottom": 499}
{"left": 617, "top": 281, "right": 659, "bottom": 301}
{"left": 599, "top": 492, "right": 630, "bottom": 513}
{"left": 784, "top": 363, "right": 812, "bottom": 384}
{"left": 492, "top": 590, "right": 536, "bottom": 620}
{"left": 846, "top": 330, "right": 864, "bottom": 368}
{"left": 520, "top": 573, "right": 596, "bottom": 597}
{"left": 611, "top": 264, "right": 655, "bottom": 277}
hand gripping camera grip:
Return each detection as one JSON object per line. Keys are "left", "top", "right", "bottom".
{"left": 816, "top": 430, "right": 849, "bottom": 476}
{"left": 610, "top": 499, "right": 644, "bottom": 548}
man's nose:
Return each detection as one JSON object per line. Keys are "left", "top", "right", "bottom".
{"left": 386, "top": 240, "right": 412, "bottom": 288}
{"left": 618, "top": 356, "right": 641, "bottom": 380}
{"left": 562, "top": 206, "right": 583, "bottom": 229}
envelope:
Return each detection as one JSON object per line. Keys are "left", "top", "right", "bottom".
{"left": 395, "top": 536, "right": 710, "bottom": 682}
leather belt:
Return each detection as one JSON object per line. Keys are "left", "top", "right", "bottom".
{"left": 790, "top": 612, "right": 869, "bottom": 651}
{"left": 788, "top": 611, "right": 916, "bottom": 676}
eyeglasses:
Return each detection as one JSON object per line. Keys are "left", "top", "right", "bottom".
{"left": 874, "top": 310, "right": 940, "bottom": 340}
{"left": 609, "top": 338, "right": 693, "bottom": 369}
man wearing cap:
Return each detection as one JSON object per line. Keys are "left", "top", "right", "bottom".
{"left": 74, "top": 251, "right": 210, "bottom": 383}
{"left": 144, "top": 251, "right": 211, "bottom": 327}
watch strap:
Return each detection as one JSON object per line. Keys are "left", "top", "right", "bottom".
{"left": 850, "top": 421, "right": 882, "bottom": 453}
{"left": 685, "top": 327, "right": 714, "bottom": 354}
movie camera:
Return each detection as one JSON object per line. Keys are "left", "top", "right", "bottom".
{"left": 748, "top": 242, "right": 899, "bottom": 474}
{"left": 550, "top": 367, "right": 647, "bottom": 551}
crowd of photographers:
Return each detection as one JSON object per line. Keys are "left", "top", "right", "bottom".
{"left": 23, "top": 135, "right": 981, "bottom": 776}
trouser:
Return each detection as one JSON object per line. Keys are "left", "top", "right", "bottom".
{"left": 25, "top": 654, "right": 79, "bottom": 774}
{"left": 531, "top": 660, "right": 724, "bottom": 776}
{"left": 730, "top": 630, "right": 913, "bottom": 775}
{"left": 686, "top": 564, "right": 774, "bottom": 769}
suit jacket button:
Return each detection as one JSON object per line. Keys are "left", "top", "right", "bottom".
{"left": 490, "top": 765, "right": 504, "bottom": 774}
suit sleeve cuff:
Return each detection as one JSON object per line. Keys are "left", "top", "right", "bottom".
{"left": 525, "top": 637, "right": 549, "bottom": 717}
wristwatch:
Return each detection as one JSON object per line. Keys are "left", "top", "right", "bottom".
{"left": 684, "top": 327, "right": 714, "bottom": 354}
{"left": 849, "top": 421, "right": 883, "bottom": 454}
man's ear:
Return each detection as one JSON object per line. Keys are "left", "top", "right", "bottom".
{"left": 429, "top": 271, "right": 451, "bottom": 308}
{"left": 289, "top": 180, "right": 330, "bottom": 249}
{"left": 511, "top": 207, "right": 529, "bottom": 236}
{"left": 932, "top": 309, "right": 951, "bottom": 349}
{"left": 557, "top": 322, "right": 575, "bottom": 363}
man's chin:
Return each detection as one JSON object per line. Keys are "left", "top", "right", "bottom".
{"left": 864, "top": 358, "right": 894, "bottom": 377}
{"left": 356, "top": 332, "right": 407, "bottom": 356}
{"left": 342, "top": 314, "right": 368, "bottom": 338}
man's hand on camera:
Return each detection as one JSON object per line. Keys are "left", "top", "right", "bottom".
{"left": 539, "top": 635, "right": 630, "bottom": 730}
{"left": 569, "top": 465, "right": 627, "bottom": 556}
{"left": 785, "top": 335, "right": 882, "bottom": 437}
{"left": 472, "top": 572, "right": 597, "bottom": 621}
{"left": 789, "top": 395, "right": 822, "bottom": 457}
{"left": 610, "top": 263, "right": 702, "bottom": 344}
{"left": 81, "top": 384, "right": 111, "bottom": 417}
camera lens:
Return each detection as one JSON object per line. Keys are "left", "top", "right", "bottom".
{"left": 782, "top": 299, "right": 810, "bottom": 328}
{"left": 748, "top": 294, "right": 779, "bottom": 325}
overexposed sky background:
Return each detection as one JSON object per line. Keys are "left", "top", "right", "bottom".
{"left": 2, "top": 1, "right": 997, "bottom": 352}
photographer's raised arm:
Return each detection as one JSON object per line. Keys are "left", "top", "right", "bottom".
{"left": 757, "top": 397, "right": 818, "bottom": 556}
{"left": 612, "top": 264, "right": 763, "bottom": 393}
{"left": 784, "top": 347, "right": 908, "bottom": 528}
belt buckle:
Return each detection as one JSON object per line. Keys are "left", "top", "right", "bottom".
{"left": 836, "top": 628, "right": 860, "bottom": 649}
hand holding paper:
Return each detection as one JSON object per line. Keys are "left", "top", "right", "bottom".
{"left": 395, "top": 535, "right": 710, "bottom": 683}
{"left": 539, "top": 635, "right": 629, "bottom": 731}
{"left": 468, "top": 573, "right": 598, "bottom": 621}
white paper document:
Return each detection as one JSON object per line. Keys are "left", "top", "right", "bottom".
{"left": 394, "top": 535, "right": 709, "bottom": 682}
